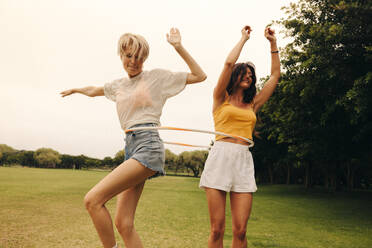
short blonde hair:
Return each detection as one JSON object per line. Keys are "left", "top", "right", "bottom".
{"left": 117, "top": 33, "right": 149, "bottom": 61}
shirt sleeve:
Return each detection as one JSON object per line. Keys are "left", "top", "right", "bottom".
{"left": 152, "top": 69, "right": 188, "bottom": 99}
{"left": 104, "top": 79, "right": 120, "bottom": 102}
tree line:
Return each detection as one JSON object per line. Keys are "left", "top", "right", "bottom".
{"left": 0, "top": 144, "right": 122, "bottom": 170}
{"left": 0, "top": 144, "right": 208, "bottom": 177}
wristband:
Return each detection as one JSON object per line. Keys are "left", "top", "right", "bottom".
{"left": 271, "top": 50, "right": 279, "bottom": 54}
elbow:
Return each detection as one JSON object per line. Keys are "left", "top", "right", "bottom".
{"left": 272, "top": 71, "right": 281, "bottom": 81}
{"left": 199, "top": 73, "right": 207, "bottom": 82}
{"left": 277, "top": 71, "right": 280, "bottom": 80}
{"left": 187, "top": 73, "right": 207, "bottom": 84}
{"left": 224, "top": 61, "right": 234, "bottom": 68}
{"left": 193, "top": 73, "right": 207, "bottom": 83}
{"left": 87, "top": 90, "right": 96, "bottom": 97}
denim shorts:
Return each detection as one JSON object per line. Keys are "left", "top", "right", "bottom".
{"left": 124, "top": 123, "right": 165, "bottom": 178}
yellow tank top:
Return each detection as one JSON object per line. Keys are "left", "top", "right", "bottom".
{"left": 213, "top": 100, "right": 257, "bottom": 141}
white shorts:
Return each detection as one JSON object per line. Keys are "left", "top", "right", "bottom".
{"left": 199, "top": 141, "right": 257, "bottom": 193}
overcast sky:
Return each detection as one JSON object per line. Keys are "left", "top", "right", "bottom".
{"left": 0, "top": 0, "right": 296, "bottom": 159}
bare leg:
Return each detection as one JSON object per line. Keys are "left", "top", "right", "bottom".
{"left": 205, "top": 188, "right": 227, "bottom": 248}
{"left": 230, "top": 192, "right": 253, "bottom": 248}
{"left": 84, "top": 159, "right": 155, "bottom": 248}
{"left": 114, "top": 182, "right": 145, "bottom": 248}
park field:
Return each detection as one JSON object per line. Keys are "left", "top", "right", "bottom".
{"left": 0, "top": 167, "right": 371, "bottom": 248}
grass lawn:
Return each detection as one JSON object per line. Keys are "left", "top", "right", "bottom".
{"left": 0, "top": 167, "right": 371, "bottom": 248}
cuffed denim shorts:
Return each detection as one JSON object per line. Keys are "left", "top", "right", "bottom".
{"left": 199, "top": 141, "right": 257, "bottom": 192}
{"left": 125, "top": 123, "right": 165, "bottom": 178}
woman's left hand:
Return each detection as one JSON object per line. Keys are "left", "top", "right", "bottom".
{"left": 264, "top": 27, "right": 277, "bottom": 43}
{"left": 166, "top": 27, "right": 182, "bottom": 47}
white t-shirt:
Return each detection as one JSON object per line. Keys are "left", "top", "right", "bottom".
{"left": 104, "top": 69, "right": 188, "bottom": 130}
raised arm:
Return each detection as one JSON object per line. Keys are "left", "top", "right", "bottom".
{"left": 166, "top": 27, "right": 207, "bottom": 84}
{"left": 213, "top": 26, "right": 251, "bottom": 111}
{"left": 253, "top": 27, "right": 281, "bottom": 113}
{"left": 60, "top": 86, "right": 104, "bottom": 97}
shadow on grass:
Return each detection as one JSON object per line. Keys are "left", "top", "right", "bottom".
{"left": 255, "top": 184, "right": 372, "bottom": 228}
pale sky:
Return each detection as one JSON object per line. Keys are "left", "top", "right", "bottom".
{"left": 0, "top": 0, "right": 296, "bottom": 159}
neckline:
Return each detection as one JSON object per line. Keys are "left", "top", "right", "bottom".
{"left": 128, "top": 71, "right": 144, "bottom": 81}
{"left": 226, "top": 100, "right": 254, "bottom": 112}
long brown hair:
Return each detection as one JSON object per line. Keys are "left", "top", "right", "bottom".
{"left": 226, "top": 63, "right": 257, "bottom": 103}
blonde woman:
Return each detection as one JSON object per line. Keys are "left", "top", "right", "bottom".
{"left": 61, "top": 28, "right": 206, "bottom": 248}
{"left": 199, "top": 25, "right": 280, "bottom": 248}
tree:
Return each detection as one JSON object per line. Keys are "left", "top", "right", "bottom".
{"left": 15, "top": 150, "right": 36, "bottom": 167}
{"left": 0, "top": 144, "right": 16, "bottom": 153}
{"left": 165, "top": 149, "right": 178, "bottom": 173}
{"left": 0, "top": 144, "right": 17, "bottom": 165}
{"left": 33, "top": 148, "right": 61, "bottom": 168}
{"left": 272, "top": 0, "right": 372, "bottom": 189}
{"left": 250, "top": 0, "right": 372, "bottom": 189}
{"left": 60, "top": 154, "right": 75, "bottom": 169}
{"left": 84, "top": 157, "right": 102, "bottom": 168}
{"left": 72, "top": 155, "right": 86, "bottom": 169}
{"left": 102, "top": 156, "right": 114, "bottom": 167}
{"left": 3, "top": 152, "right": 21, "bottom": 165}
{"left": 113, "top": 150, "right": 125, "bottom": 166}
{"left": 178, "top": 150, "right": 208, "bottom": 177}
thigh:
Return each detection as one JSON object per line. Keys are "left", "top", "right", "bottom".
{"left": 86, "top": 159, "right": 155, "bottom": 206}
{"left": 230, "top": 192, "right": 253, "bottom": 228}
{"left": 205, "top": 188, "right": 227, "bottom": 224}
{"left": 115, "top": 182, "right": 145, "bottom": 220}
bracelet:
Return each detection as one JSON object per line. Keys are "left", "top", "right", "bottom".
{"left": 271, "top": 50, "right": 279, "bottom": 54}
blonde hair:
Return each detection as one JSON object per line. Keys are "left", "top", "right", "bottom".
{"left": 117, "top": 33, "right": 149, "bottom": 61}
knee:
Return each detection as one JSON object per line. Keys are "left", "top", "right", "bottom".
{"left": 84, "top": 192, "right": 100, "bottom": 213}
{"left": 232, "top": 226, "right": 247, "bottom": 241}
{"left": 115, "top": 217, "right": 134, "bottom": 236}
{"left": 210, "top": 224, "right": 225, "bottom": 241}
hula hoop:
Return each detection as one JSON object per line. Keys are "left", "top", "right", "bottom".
{"left": 163, "top": 141, "right": 210, "bottom": 149}
{"left": 124, "top": 126, "right": 254, "bottom": 148}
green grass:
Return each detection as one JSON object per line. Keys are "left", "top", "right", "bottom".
{"left": 0, "top": 167, "right": 371, "bottom": 248}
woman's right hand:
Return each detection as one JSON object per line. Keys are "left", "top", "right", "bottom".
{"left": 60, "top": 89, "right": 75, "bottom": 97}
{"left": 241, "top": 26, "right": 252, "bottom": 41}
{"left": 60, "top": 86, "right": 104, "bottom": 97}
